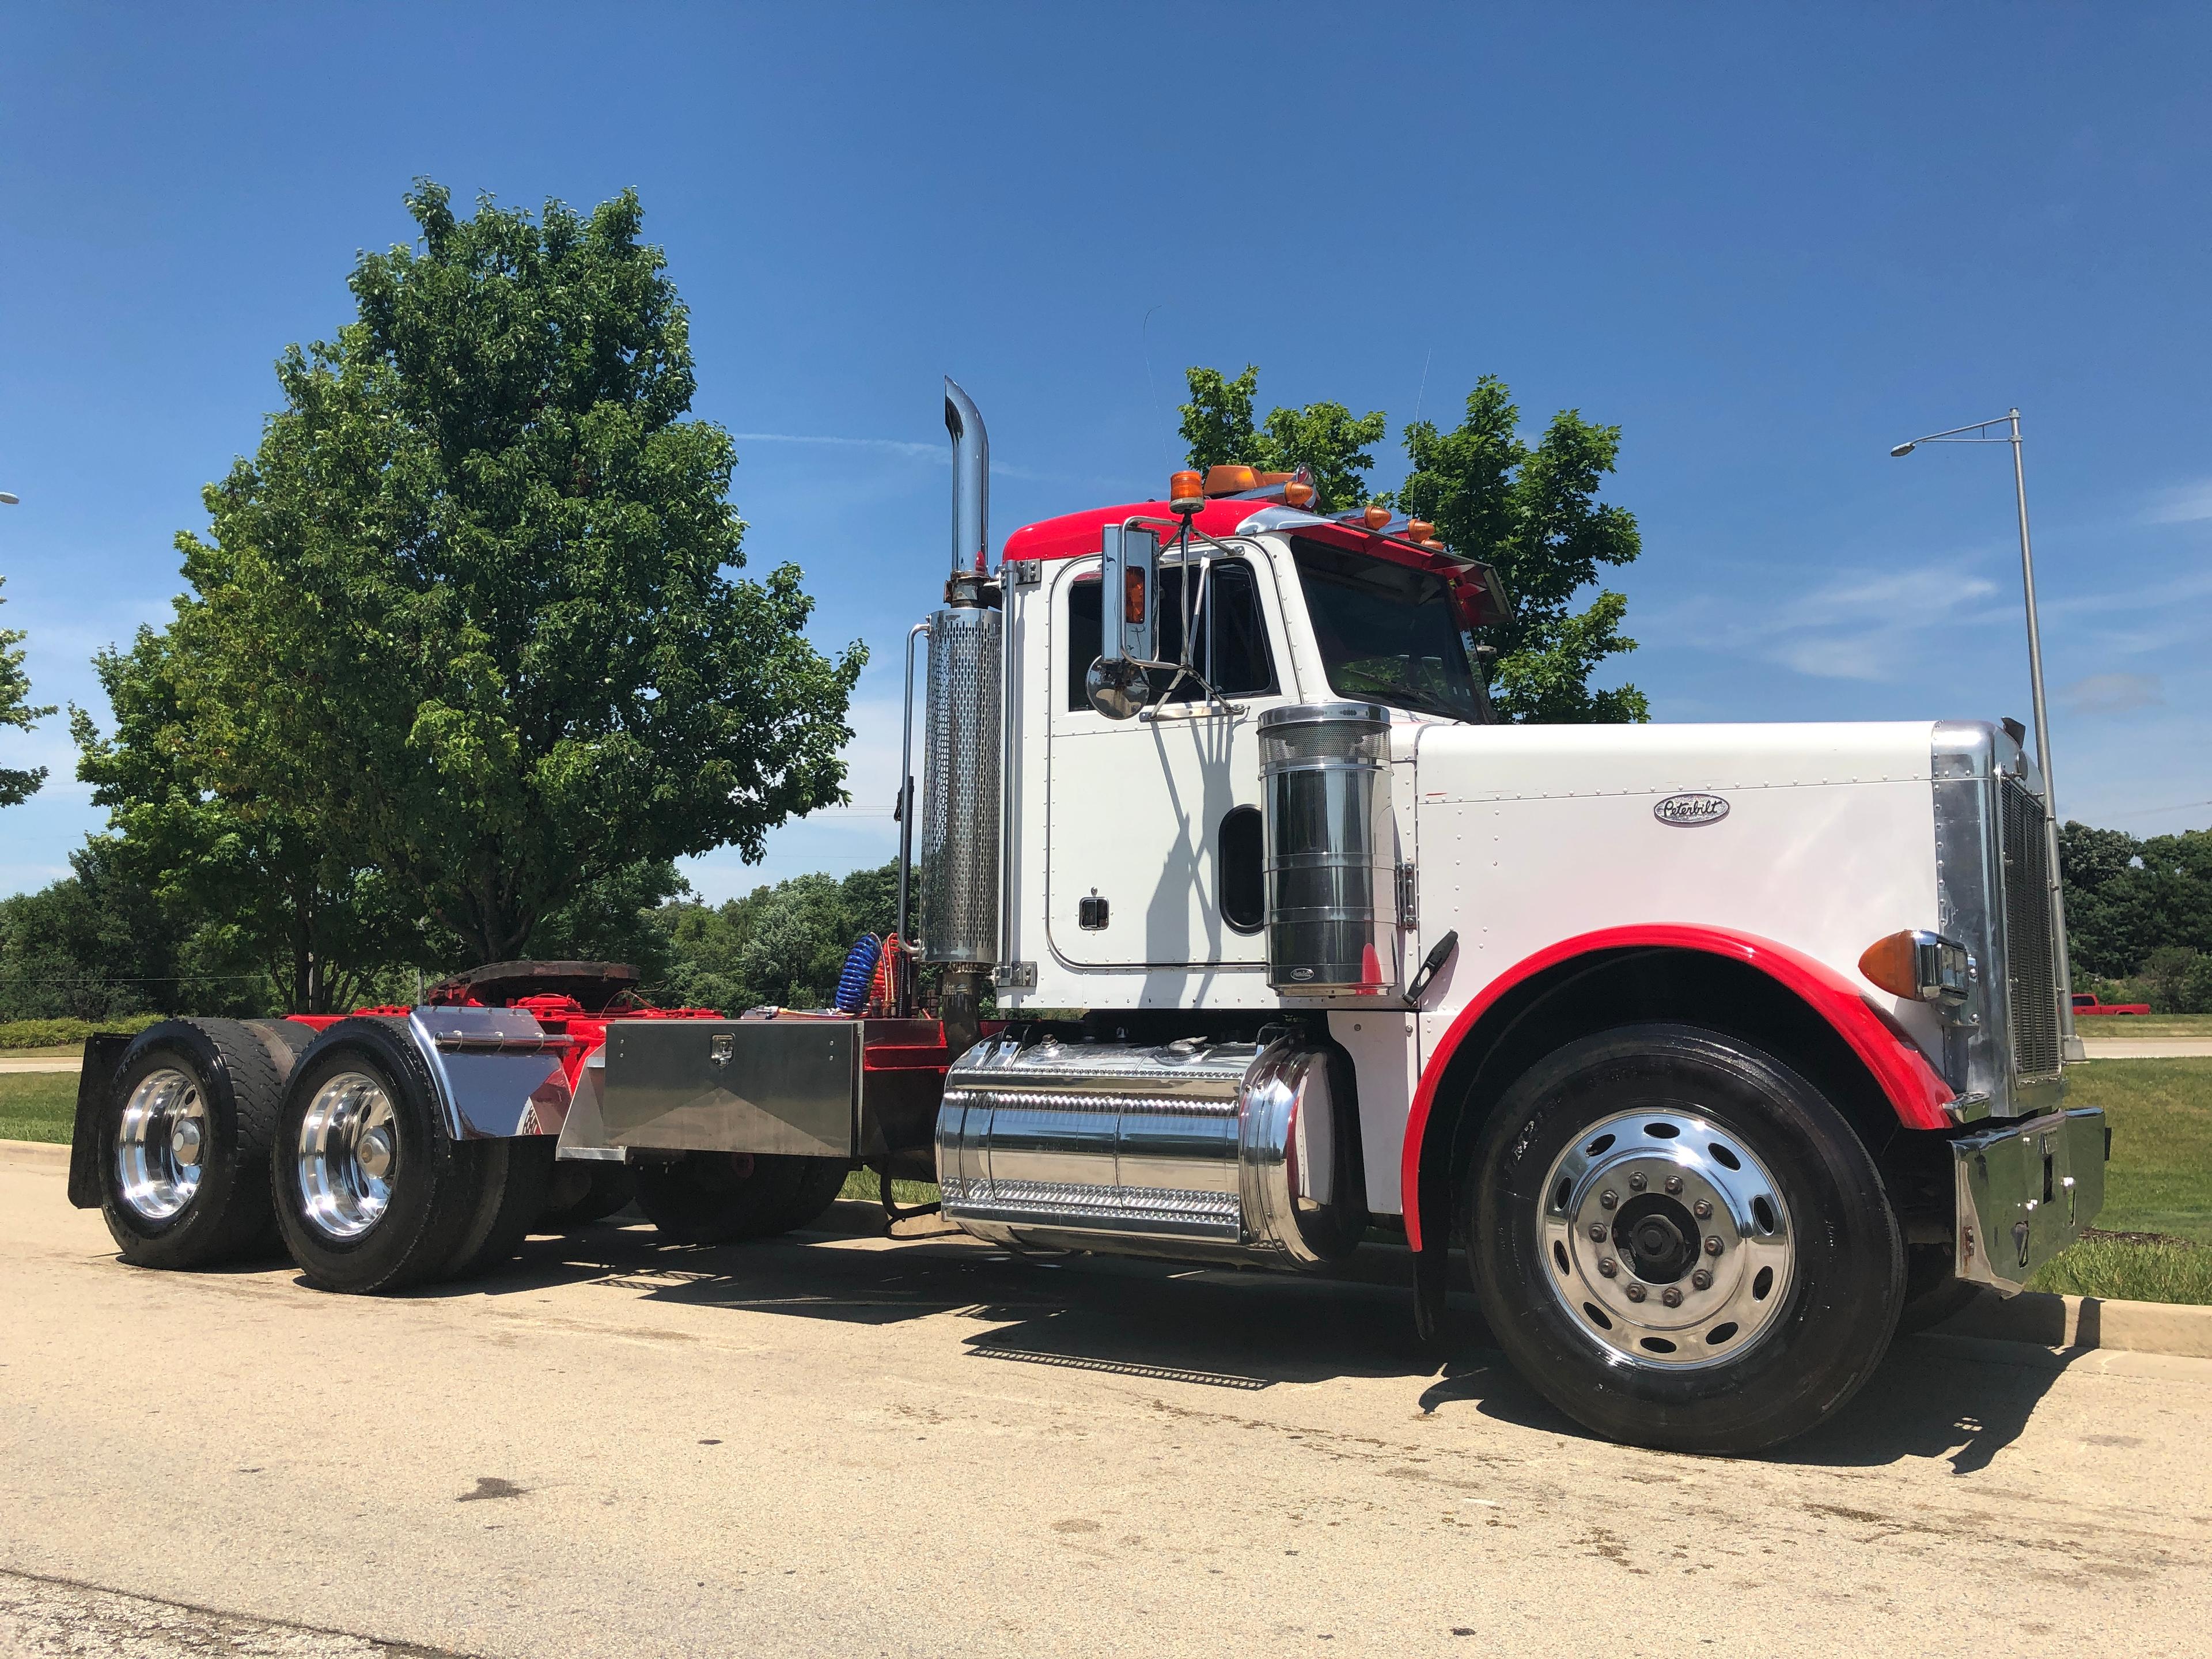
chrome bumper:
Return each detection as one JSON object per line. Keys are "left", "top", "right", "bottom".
{"left": 1955, "top": 1107, "right": 2107, "bottom": 1294}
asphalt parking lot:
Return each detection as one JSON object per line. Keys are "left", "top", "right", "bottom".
{"left": 3, "top": 1150, "right": 2207, "bottom": 1658}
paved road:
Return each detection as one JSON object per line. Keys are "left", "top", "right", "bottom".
{"left": 3, "top": 1153, "right": 2208, "bottom": 1659}
{"left": 2081, "top": 1037, "right": 2212, "bottom": 1059}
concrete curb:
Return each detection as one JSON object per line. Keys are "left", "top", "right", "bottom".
{"left": 3, "top": 1136, "right": 2207, "bottom": 1360}
{"left": 0, "top": 1138, "right": 70, "bottom": 1171}
{"left": 1930, "top": 1286, "right": 2212, "bottom": 1360}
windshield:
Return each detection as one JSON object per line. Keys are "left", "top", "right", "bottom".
{"left": 1290, "top": 538, "right": 1491, "bottom": 722}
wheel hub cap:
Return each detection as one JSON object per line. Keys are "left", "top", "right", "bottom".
{"left": 1539, "top": 1109, "right": 1794, "bottom": 1370}
{"left": 115, "top": 1068, "right": 209, "bottom": 1221}
{"left": 296, "top": 1072, "right": 399, "bottom": 1240}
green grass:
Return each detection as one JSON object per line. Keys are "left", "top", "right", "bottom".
{"left": 2029, "top": 1235, "right": 2212, "bottom": 1305}
{"left": 0, "top": 1072, "right": 78, "bottom": 1144}
{"left": 2077, "top": 1013, "right": 2212, "bottom": 1039}
{"left": 2057, "top": 1059, "right": 2212, "bottom": 1244}
{"left": 838, "top": 1168, "right": 941, "bottom": 1209}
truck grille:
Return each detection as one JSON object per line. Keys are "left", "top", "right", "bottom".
{"left": 1999, "top": 778, "right": 2062, "bottom": 1081}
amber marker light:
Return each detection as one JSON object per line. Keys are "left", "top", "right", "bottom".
{"left": 1169, "top": 470, "right": 1205, "bottom": 514}
{"left": 1858, "top": 929, "right": 1970, "bottom": 1004}
{"left": 1407, "top": 518, "right": 1435, "bottom": 542}
{"left": 1284, "top": 480, "right": 1315, "bottom": 507}
{"left": 1362, "top": 503, "right": 1391, "bottom": 530}
{"left": 1204, "top": 464, "right": 1259, "bottom": 496}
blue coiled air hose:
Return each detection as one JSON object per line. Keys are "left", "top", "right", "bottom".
{"left": 834, "top": 934, "right": 883, "bottom": 1013}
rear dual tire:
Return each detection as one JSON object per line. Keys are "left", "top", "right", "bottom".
{"left": 270, "top": 1020, "right": 551, "bottom": 1293}
{"left": 97, "top": 1018, "right": 288, "bottom": 1270}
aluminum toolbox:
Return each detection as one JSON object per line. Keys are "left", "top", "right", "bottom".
{"left": 596, "top": 1017, "right": 945, "bottom": 1159}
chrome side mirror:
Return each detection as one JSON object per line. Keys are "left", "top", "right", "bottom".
{"left": 1085, "top": 656, "right": 1147, "bottom": 719}
{"left": 1101, "top": 522, "right": 1158, "bottom": 666}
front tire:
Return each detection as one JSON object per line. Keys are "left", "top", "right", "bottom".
{"left": 97, "top": 1019, "right": 285, "bottom": 1270}
{"left": 1464, "top": 1024, "right": 1904, "bottom": 1454}
{"left": 271, "top": 1021, "right": 484, "bottom": 1293}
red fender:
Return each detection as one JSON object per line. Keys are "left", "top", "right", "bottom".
{"left": 1398, "top": 925, "right": 1956, "bottom": 1251}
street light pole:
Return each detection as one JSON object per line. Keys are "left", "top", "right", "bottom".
{"left": 1892, "top": 411, "right": 2082, "bottom": 1062}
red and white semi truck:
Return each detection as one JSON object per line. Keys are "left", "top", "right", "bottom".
{"left": 67, "top": 380, "right": 2104, "bottom": 1453}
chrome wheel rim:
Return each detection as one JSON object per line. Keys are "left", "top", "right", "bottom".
{"left": 1539, "top": 1108, "right": 1795, "bottom": 1372}
{"left": 296, "top": 1071, "right": 400, "bottom": 1240}
{"left": 115, "top": 1067, "right": 209, "bottom": 1221}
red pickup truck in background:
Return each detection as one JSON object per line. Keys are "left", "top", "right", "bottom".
{"left": 2074, "top": 993, "right": 2153, "bottom": 1016}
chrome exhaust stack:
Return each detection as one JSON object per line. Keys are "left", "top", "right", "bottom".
{"left": 918, "top": 378, "right": 1002, "bottom": 1054}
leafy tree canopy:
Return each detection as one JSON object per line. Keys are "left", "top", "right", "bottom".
{"left": 74, "top": 621, "right": 422, "bottom": 1012}
{"left": 1400, "top": 377, "right": 1646, "bottom": 723}
{"left": 0, "top": 577, "right": 55, "bottom": 808}
{"left": 2062, "top": 819, "right": 2212, "bottom": 982}
{"left": 650, "top": 862, "right": 899, "bottom": 1011}
{"left": 1179, "top": 365, "right": 1387, "bottom": 512}
{"left": 94, "top": 181, "right": 863, "bottom": 967}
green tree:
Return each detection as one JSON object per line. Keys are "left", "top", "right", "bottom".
{"left": 1179, "top": 365, "right": 1387, "bottom": 511}
{"left": 1400, "top": 376, "right": 1647, "bottom": 724}
{"left": 121, "top": 181, "right": 863, "bottom": 967}
{"left": 652, "top": 861, "right": 900, "bottom": 1010}
{"left": 0, "top": 577, "right": 55, "bottom": 807}
{"left": 0, "top": 842, "right": 198, "bottom": 1022}
{"left": 74, "top": 623, "right": 422, "bottom": 1012}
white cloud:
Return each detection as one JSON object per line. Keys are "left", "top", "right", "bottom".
{"left": 1759, "top": 567, "right": 2002, "bottom": 683}
{"left": 2142, "top": 479, "right": 2212, "bottom": 525}
{"left": 2061, "top": 672, "right": 2163, "bottom": 715}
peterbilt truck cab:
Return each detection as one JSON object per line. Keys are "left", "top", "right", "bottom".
{"left": 69, "top": 377, "right": 2104, "bottom": 1456}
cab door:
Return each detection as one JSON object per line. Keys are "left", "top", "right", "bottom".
{"left": 1044, "top": 547, "right": 1292, "bottom": 970}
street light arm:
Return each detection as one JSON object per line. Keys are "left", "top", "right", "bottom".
{"left": 1890, "top": 415, "right": 2018, "bottom": 453}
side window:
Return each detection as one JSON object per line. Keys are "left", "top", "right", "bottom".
{"left": 1219, "top": 805, "right": 1264, "bottom": 933}
{"left": 1067, "top": 578, "right": 1104, "bottom": 709}
{"left": 1065, "top": 559, "right": 1278, "bottom": 711}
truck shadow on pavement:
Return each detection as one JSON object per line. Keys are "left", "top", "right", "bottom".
{"left": 484, "top": 1204, "right": 2074, "bottom": 1474}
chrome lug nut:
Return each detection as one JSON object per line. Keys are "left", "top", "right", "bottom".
{"left": 1664, "top": 1175, "right": 1683, "bottom": 1195}
{"left": 1589, "top": 1222, "right": 1608, "bottom": 1241}
{"left": 1598, "top": 1257, "right": 1618, "bottom": 1278}
{"left": 1624, "top": 1282, "right": 1647, "bottom": 1303}
{"left": 1627, "top": 1172, "right": 1647, "bottom": 1192}
{"left": 1661, "top": 1286, "right": 1683, "bottom": 1308}
{"left": 1704, "top": 1236, "right": 1724, "bottom": 1256}
{"left": 1692, "top": 1199, "right": 1713, "bottom": 1219}
{"left": 1692, "top": 1268, "right": 1713, "bottom": 1291}
{"left": 1599, "top": 1190, "right": 1618, "bottom": 1211}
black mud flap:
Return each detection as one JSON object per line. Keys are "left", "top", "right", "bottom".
{"left": 66, "top": 1033, "right": 134, "bottom": 1209}
{"left": 1412, "top": 1242, "right": 1450, "bottom": 1344}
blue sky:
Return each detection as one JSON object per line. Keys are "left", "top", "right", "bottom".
{"left": 2, "top": 3, "right": 2207, "bottom": 904}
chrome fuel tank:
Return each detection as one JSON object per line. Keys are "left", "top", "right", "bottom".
{"left": 935, "top": 1033, "right": 1365, "bottom": 1268}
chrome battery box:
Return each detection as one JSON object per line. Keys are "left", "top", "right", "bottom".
{"left": 1955, "top": 1107, "right": 2107, "bottom": 1294}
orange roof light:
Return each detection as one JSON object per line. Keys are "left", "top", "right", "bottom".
{"left": 1407, "top": 518, "right": 1435, "bottom": 542}
{"left": 1361, "top": 503, "right": 1391, "bottom": 531}
{"left": 1284, "top": 480, "right": 1315, "bottom": 507}
{"left": 1203, "top": 464, "right": 1259, "bottom": 497}
{"left": 1169, "top": 471, "right": 1205, "bottom": 514}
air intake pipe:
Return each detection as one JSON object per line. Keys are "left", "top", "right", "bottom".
{"left": 920, "top": 378, "right": 1002, "bottom": 1055}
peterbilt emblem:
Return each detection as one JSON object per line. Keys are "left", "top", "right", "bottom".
{"left": 1654, "top": 793, "right": 1730, "bottom": 827}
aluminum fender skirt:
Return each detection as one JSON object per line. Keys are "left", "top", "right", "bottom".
{"left": 406, "top": 1007, "right": 572, "bottom": 1140}
{"left": 1399, "top": 925, "right": 1956, "bottom": 1251}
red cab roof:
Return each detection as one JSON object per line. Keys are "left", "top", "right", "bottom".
{"left": 998, "top": 499, "right": 1511, "bottom": 628}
